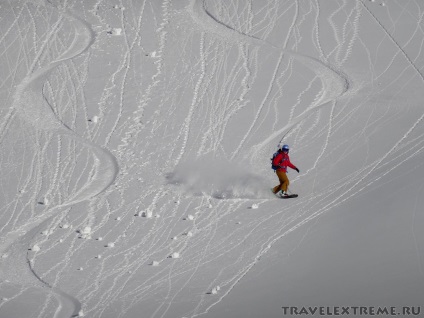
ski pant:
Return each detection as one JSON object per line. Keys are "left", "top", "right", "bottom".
{"left": 273, "top": 170, "right": 289, "bottom": 194}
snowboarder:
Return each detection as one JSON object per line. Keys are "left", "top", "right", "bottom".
{"left": 272, "top": 144, "right": 299, "bottom": 197}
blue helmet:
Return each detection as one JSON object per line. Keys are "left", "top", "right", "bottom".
{"left": 281, "top": 144, "right": 289, "bottom": 152}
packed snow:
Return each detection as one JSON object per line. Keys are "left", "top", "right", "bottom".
{"left": 1, "top": 0, "right": 424, "bottom": 318}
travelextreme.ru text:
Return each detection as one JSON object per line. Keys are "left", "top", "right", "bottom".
{"left": 281, "top": 306, "right": 421, "bottom": 316}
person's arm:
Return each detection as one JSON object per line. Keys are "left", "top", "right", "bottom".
{"left": 287, "top": 156, "right": 299, "bottom": 172}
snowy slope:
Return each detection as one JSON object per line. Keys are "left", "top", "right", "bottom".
{"left": 1, "top": 0, "right": 424, "bottom": 317}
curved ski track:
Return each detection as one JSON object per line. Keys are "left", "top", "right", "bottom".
{"left": 1, "top": 1, "right": 423, "bottom": 318}
{"left": 184, "top": 0, "right": 353, "bottom": 315}
{"left": 1, "top": 7, "right": 118, "bottom": 318}
{"left": 186, "top": 3, "right": 424, "bottom": 317}
{"left": 189, "top": 0, "right": 350, "bottom": 162}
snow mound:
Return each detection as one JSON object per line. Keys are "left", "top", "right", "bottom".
{"left": 170, "top": 252, "right": 180, "bottom": 259}
{"left": 107, "top": 27, "right": 122, "bottom": 35}
{"left": 209, "top": 286, "right": 221, "bottom": 295}
{"left": 39, "top": 197, "right": 50, "bottom": 205}
{"left": 89, "top": 115, "right": 99, "bottom": 123}
{"left": 137, "top": 210, "right": 153, "bottom": 218}
{"left": 78, "top": 227, "right": 92, "bottom": 239}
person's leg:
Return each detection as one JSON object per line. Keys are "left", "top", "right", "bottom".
{"left": 280, "top": 171, "right": 289, "bottom": 193}
{"left": 273, "top": 170, "right": 289, "bottom": 194}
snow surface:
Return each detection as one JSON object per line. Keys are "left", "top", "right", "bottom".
{"left": 1, "top": 0, "right": 424, "bottom": 317}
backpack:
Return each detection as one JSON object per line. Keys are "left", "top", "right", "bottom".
{"left": 271, "top": 150, "right": 281, "bottom": 171}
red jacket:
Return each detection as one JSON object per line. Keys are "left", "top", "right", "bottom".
{"left": 273, "top": 151, "right": 296, "bottom": 172}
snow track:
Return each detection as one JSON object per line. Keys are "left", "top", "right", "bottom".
{"left": 1, "top": 1, "right": 424, "bottom": 317}
{"left": 1, "top": 5, "right": 118, "bottom": 318}
{"left": 189, "top": 0, "right": 349, "bottom": 161}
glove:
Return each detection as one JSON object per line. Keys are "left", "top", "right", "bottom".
{"left": 295, "top": 167, "right": 300, "bottom": 173}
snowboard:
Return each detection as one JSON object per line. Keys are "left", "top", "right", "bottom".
{"left": 280, "top": 194, "right": 298, "bottom": 199}
{"left": 271, "top": 189, "right": 298, "bottom": 199}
